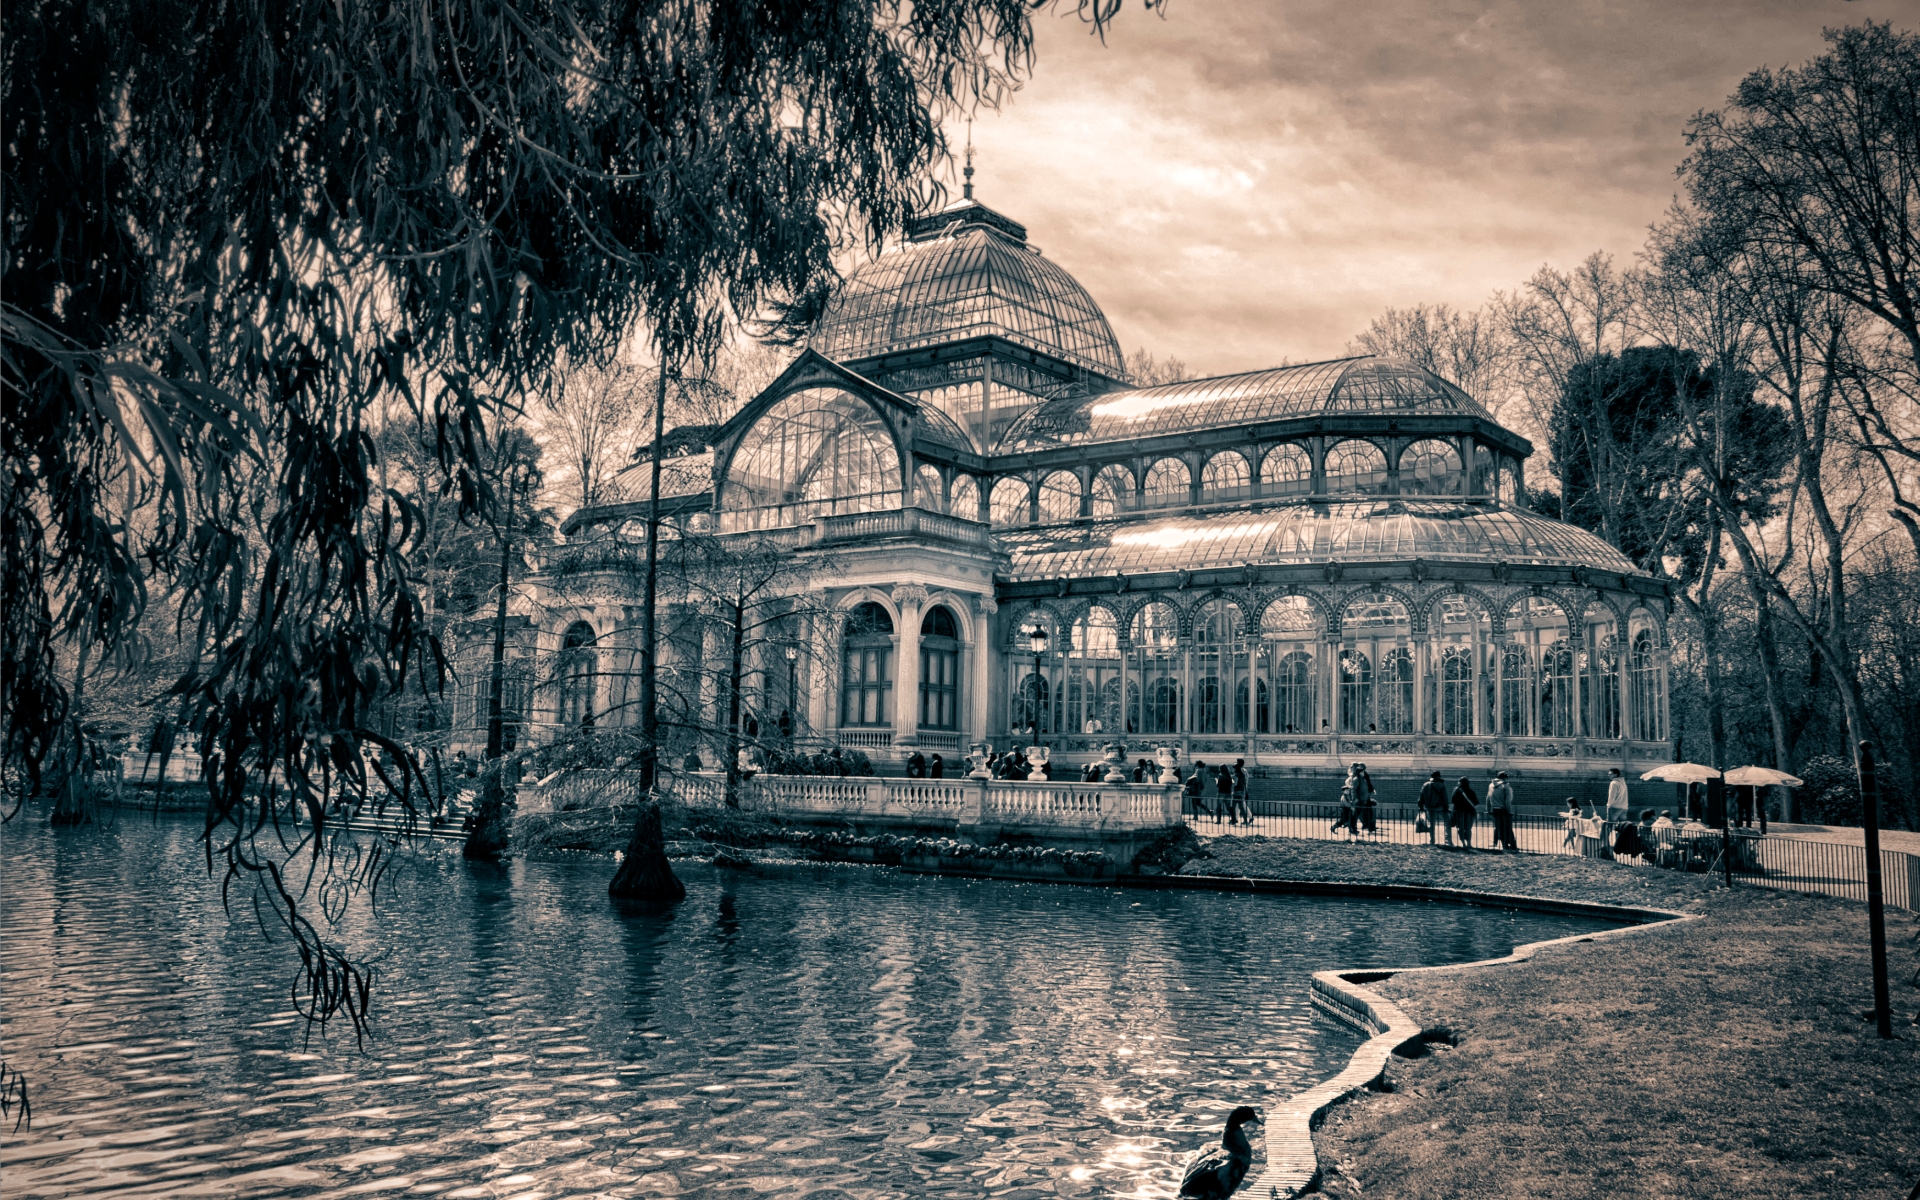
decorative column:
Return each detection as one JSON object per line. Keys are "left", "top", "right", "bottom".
{"left": 1180, "top": 634, "right": 1194, "bottom": 755}
{"left": 1617, "top": 627, "right": 1634, "bottom": 748}
{"left": 806, "top": 594, "right": 833, "bottom": 738}
{"left": 892, "top": 584, "right": 927, "bottom": 748}
{"left": 1412, "top": 634, "right": 1428, "bottom": 745}
{"left": 971, "top": 595, "right": 997, "bottom": 746}
{"left": 1118, "top": 635, "right": 1133, "bottom": 738}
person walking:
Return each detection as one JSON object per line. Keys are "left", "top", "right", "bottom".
{"left": 1605, "top": 766, "right": 1631, "bottom": 831}
{"left": 1185, "top": 761, "right": 1209, "bottom": 819}
{"left": 1214, "top": 765, "right": 1233, "bottom": 823}
{"left": 1331, "top": 782, "right": 1359, "bottom": 840}
{"left": 1230, "top": 759, "right": 1252, "bottom": 826}
{"left": 1353, "top": 762, "right": 1377, "bottom": 835}
{"left": 1419, "top": 770, "right": 1448, "bottom": 845}
{"left": 1487, "top": 770, "right": 1518, "bottom": 852}
{"left": 1451, "top": 776, "right": 1478, "bottom": 849}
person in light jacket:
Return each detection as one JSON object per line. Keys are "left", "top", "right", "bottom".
{"left": 1487, "top": 771, "right": 1518, "bottom": 852}
{"left": 1606, "top": 766, "right": 1631, "bottom": 829}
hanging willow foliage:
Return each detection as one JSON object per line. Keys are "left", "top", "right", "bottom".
{"left": 4, "top": 0, "right": 1147, "bottom": 1039}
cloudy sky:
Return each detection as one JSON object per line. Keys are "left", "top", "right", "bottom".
{"left": 938, "top": 0, "right": 1915, "bottom": 376}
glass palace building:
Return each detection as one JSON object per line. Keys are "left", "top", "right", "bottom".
{"left": 540, "top": 196, "right": 1676, "bottom": 784}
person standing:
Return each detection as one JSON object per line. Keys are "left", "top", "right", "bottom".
{"left": 1332, "top": 782, "right": 1359, "bottom": 840}
{"left": 1420, "top": 770, "right": 1448, "bottom": 845}
{"left": 929, "top": 754, "right": 944, "bottom": 779}
{"left": 1214, "top": 765, "right": 1233, "bottom": 822}
{"left": 1186, "top": 761, "right": 1209, "bottom": 819}
{"left": 1487, "top": 770, "right": 1518, "bottom": 852}
{"left": 1230, "top": 759, "right": 1252, "bottom": 825}
{"left": 1605, "top": 766, "right": 1631, "bottom": 830}
{"left": 1451, "top": 776, "right": 1478, "bottom": 849}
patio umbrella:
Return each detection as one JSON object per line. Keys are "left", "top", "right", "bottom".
{"left": 1640, "top": 762, "right": 1722, "bottom": 783}
{"left": 1722, "top": 765, "right": 1803, "bottom": 787}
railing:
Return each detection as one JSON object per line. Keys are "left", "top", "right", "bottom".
{"left": 838, "top": 730, "right": 894, "bottom": 750}
{"left": 1185, "top": 801, "right": 1918, "bottom": 911}
{"left": 670, "top": 771, "right": 1181, "bottom": 833}
{"left": 912, "top": 732, "right": 964, "bottom": 752}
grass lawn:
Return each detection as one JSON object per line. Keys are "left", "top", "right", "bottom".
{"left": 1179, "top": 838, "right": 1920, "bottom": 1199}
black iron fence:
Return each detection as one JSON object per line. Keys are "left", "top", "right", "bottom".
{"left": 1182, "top": 799, "right": 1918, "bottom": 911}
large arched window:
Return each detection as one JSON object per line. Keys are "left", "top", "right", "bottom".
{"left": 919, "top": 605, "right": 961, "bottom": 731}
{"left": 1428, "top": 594, "right": 1491, "bottom": 736}
{"left": 1200, "top": 452, "right": 1251, "bottom": 504}
{"left": 1629, "top": 610, "right": 1666, "bottom": 742}
{"left": 1583, "top": 603, "right": 1620, "bottom": 740}
{"left": 1037, "top": 471, "right": 1082, "bottom": 523}
{"left": 841, "top": 602, "right": 894, "bottom": 727}
{"left": 1191, "top": 599, "right": 1243, "bottom": 733}
{"left": 1092, "top": 465, "right": 1134, "bottom": 516}
{"left": 1142, "top": 458, "right": 1190, "bottom": 509}
{"left": 1064, "top": 606, "right": 1121, "bottom": 734}
{"left": 1324, "top": 439, "right": 1388, "bottom": 495}
{"left": 1399, "top": 439, "right": 1463, "bottom": 495}
{"left": 722, "top": 389, "right": 900, "bottom": 529}
{"left": 914, "top": 463, "right": 945, "bottom": 512}
{"left": 991, "top": 477, "right": 1032, "bottom": 527}
{"left": 1341, "top": 593, "right": 1409, "bottom": 732}
{"left": 1260, "top": 444, "right": 1312, "bottom": 496}
{"left": 559, "top": 621, "right": 597, "bottom": 729}
{"left": 1128, "top": 602, "right": 1180, "bottom": 734}
{"left": 1261, "top": 596, "right": 1320, "bottom": 733}
{"left": 950, "top": 474, "right": 981, "bottom": 522}
{"left": 1503, "top": 596, "right": 1572, "bottom": 738}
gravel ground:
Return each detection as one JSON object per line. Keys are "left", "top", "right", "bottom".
{"left": 1180, "top": 833, "right": 1724, "bottom": 912}
{"left": 1176, "top": 836, "right": 1920, "bottom": 1200}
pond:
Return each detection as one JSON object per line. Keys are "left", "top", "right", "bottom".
{"left": 1, "top": 814, "right": 1619, "bottom": 1198}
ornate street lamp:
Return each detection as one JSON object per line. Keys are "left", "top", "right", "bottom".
{"left": 784, "top": 644, "right": 799, "bottom": 738}
{"left": 1024, "top": 624, "right": 1049, "bottom": 744}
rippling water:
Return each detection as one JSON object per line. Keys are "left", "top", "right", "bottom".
{"left": 1, "top": 814, "right": 1614, "bottom": 1198}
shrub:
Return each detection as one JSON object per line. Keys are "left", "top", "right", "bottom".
{"left": 1797, "top": 756, "right": 1861, "bottom": 826}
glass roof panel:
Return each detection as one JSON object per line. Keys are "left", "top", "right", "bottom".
{"left": 997, "top": 501, "right": 1641, "bottom": 580}
{"left": 811, "top": 225, "right": 1125, "bottom": 376}
{"left": 1000, "top": 356, "right": 1495, "bottom": 451}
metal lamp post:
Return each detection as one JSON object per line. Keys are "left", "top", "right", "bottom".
{"left": 1024, "top": 624, "right": 1048, "bottom": 745}
{"left": 784, "top": 644, "right": 799, "bottom": 738}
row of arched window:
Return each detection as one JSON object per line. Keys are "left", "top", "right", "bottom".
{"left": 911, "top": 438, "right": 1519, "bottom": 527}
{"left": 1004, "top": 593, "right": 1667, "bottom": 742}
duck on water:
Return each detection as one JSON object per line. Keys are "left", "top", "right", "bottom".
{"left": 1179, "top": 1105, "right": 1264, "bottom": 1198}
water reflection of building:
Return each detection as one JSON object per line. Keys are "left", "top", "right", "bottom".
{"left": 516, "top": 195, "right": 1674, "bottom": 786}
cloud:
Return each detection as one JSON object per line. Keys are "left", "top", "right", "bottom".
{"left": 941, "top": 0, "right": 1913, "bottom": 375}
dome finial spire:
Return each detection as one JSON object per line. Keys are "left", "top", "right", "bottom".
{"left": 963, "top": 120, "right": 975, "bottom": 200}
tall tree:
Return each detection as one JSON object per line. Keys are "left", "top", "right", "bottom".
{"left": 1349, "top": 302, "right": 1513, "bottom": 415}
{"left": 5, "top": 0, "right": 1125, "bottom": 1032}
{"left": 1499, "top": 253, "right": 1640, "bottom": 492}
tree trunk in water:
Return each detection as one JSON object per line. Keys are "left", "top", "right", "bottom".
{"left": 50, "top": 635, "right": 93, "bottom": 826}
{"left": 611, "top": 363, "right": 683, "bottom": 902}
{"left": 608, "top": 798, "right": 684, "bottom": 901}
{"left": 466, "top": 465, "right": 519, "bottom": 861}
{"left": 724, "top": 597, "right": 745, "bottom": 810}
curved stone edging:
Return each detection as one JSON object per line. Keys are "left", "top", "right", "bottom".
{"left": 1240, "top": 887, "right": 1699, "bottom": 1200}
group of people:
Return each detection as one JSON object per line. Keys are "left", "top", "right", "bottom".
{"left": 902, "top": 751, "right": 947, "bottom": 779}
{"left": 1182, "top": 759, "right": 1253, "bottom": 825}
{"left": 1410, "top": 768, "right": 1519, "bottom": 851}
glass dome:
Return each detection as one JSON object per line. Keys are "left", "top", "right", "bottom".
{"left": 811, "top": 204, "right": 1126, "bottom": 377}
{"left": 1001, "top": 356, "right": 1494, "bottom": 450}
{"left": 997, "top": 500, "right": 1641, "bottom": 581}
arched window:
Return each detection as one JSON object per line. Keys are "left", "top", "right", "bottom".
{"left": 1498, "top": 460, "right": 1522, "bottom": 506}
{"left": 1191, "top": 599, "right": 1242, "bottom": 733}
{"left": 1429, "top": 594, "right": 1490, "bottom": 736}
{"left": 1503, "top": 596, "right": 1571, "bottom": 738}
{"left": 1072, "top": 607, "right": 1119, "bottom": 656}
{"left": 990, "top": 477, "right": 1032, "bottom": 527}
{"left": 1275, "top": 651, "right": 1314, "bottom": 734}
{"left": 1142, "top": 458, "right": 1190, "bottom": 509}
{"left": 1128, "top": 602, "right": 1180, "bottom": 734}
{"left": 1629, "top": 611, "right": 1665, "bottom": 742}
{"left": 914, "top": 463, "right": 945, "bottom": 512}
{"left": 1399, "top": 439, "right": 1462, "bottom": 495}
{"left": 1324, "top": 439, "right": 1388, "bottom": 494}
{"left": 722, "top": 388, "right": 900, "bottom": 529}
{"left": 1260, "top": 444, "right": 1312, "bottom": 496}
{"left": 919, "top": 605, "right": 960, "bottom": 731}
{"left": 1378, "top": 647, "right": 1414, "bottom": 734}
{"left": 1470, "top": 445, "right": 1495, "bottom": 496}
{"left": 1341, "top": 593, "right": 1409, "bottom": 732}
{"left": 1091, "top": 465, "right": 1134, "bottom": 516}
{"left": 1235, "top": 677, "right": 1269, "bottom": 734}
{"left": 1016, "top": 673, "right": 1051, "bottom": 737}
{"left": 559, "top": 621, "right": 597, "bottom": 729}
{"left": 840, "top": 602, "right": 894, "bottom": 727}
{"left": 1583, "top": 603, "right": 1620, "bottom": 740}
{"left": 1200, "top": 452, "right": 1251, "bottom": 503}
{"left": 950, "top": 474, "right": 980, "bottom": 522}
{"left": 1339, "top": 649, "right": 1373, "bottom": 733}
{"left": 1064, "top": 607, "right": 1119, "bottom": 735}
{"left": 1037, "top": 471, "right": 1082, "bottom": 523}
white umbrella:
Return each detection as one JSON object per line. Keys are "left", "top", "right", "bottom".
{"left": 1722, "top": 765, "right": 1803, "bottom": 787}
{"left": 1641, "top": 762, "right": 1722, "bottom": 784}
